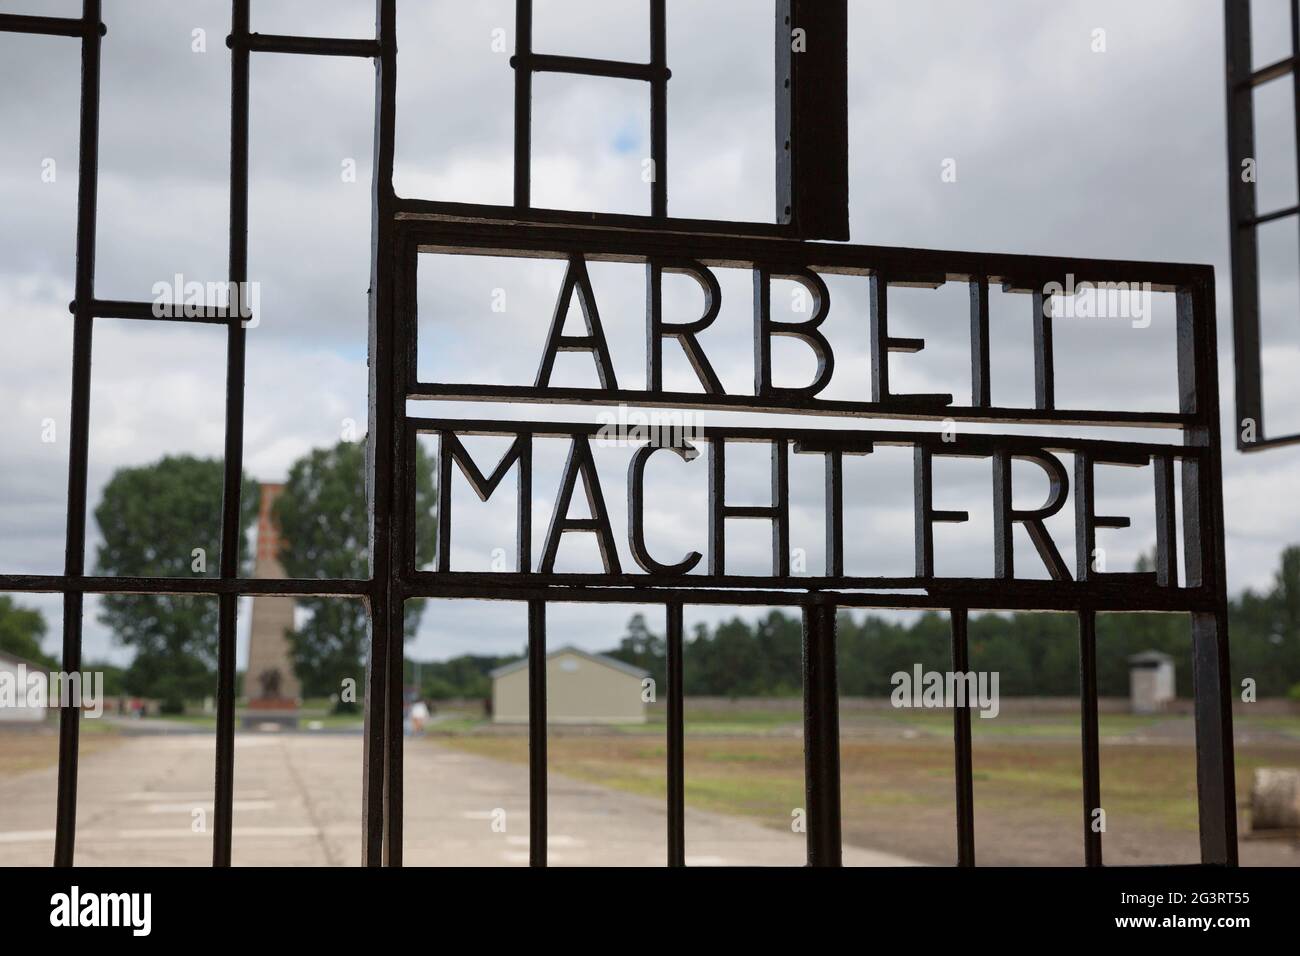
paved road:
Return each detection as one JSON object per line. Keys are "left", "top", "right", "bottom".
{"left": 0, "top": 733, "right": 916, "bottom": 866}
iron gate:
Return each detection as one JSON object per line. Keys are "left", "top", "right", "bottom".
{"left": 1225, "top": 0, "right": 1300, "bottom": 452}
{"left": 0, "top": 0, "right": 1237, "bottom": 867}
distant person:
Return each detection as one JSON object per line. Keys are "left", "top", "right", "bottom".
{"left": 410, "top": 699, "right": 429, "bottom": 734}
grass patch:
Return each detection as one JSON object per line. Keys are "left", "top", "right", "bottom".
{"left": 431, "top": 705, "right": 1300, "bottom": 865}
{"left": 0, "top": 723, "right": 122, "bottom": 774}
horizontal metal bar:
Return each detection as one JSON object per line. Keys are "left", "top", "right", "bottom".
{"left": 1242, "top": 54, "right": 1296, "bottom": 86}
{"left": 395, "top": 198, "right": 793, "bottom": 240}
{"left": 1240, "top": 204, "right": 1299, "bottom": 227}
{"left": 401, "top": 217, "right": 1213, "bottom": 291}
{"left": 397, "top": 579, "right": 1218, "bottom": 614}
{"left": 409, "top": 416, "right": 1204, "bottom": 457}
{"left": 234, "top": 32, "right": 380, "bottom": 58}
{"left": 407, "top": 569, "right": 1214, "bottom": 609}
{"left": 75, "top": 298, "right": 241, "bottom": 324}
{"left": 0, "top": 573, "right": 371, "bottom": 598}
{"left": 511, "top": 52, "right": 668, "bottom": 82}
{"left": 408, "top": 383, "right": 1193, "bottom": 429}
{"left": 0, "top": 13, "right": 99, "bottom": 37}
{"left": 887, "top": 336, "right": 927, "bottom": 353}
{"left": 1239, "top": 430, "right": 1300, "bottom": 452}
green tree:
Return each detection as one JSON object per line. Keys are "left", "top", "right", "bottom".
{"left": 0, "top": 596, "right": 52, "bottom": 668}
{"left": 1229, "top": 545, "right": 1300, "bottom": 695}
{"left": 598, "top": 546, "right": 1300, "bottom": 700}
{"left": 682, "top": 611, "right": 801, "bottom": 696}
{"left": 605, "top": 613, "right": 666, "bottom": 689}
{"left": 274, "top": 439, "right": 436, "bottom": 705}
{"left": 93, "top": 455, "right": 258, "bottom": 711}
{"left": 407, "top": 654, "right": 513, "bottom": 701}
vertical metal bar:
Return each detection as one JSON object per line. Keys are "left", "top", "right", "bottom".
{"left": 1292, "top": 0, "right": 1300, "bottom": 312}
{"left": 517, "top": 438, "right": 533, "bottom": 574}
{"left": 823, "top": 450, "right": 844, "bottom": 578}
{"left": 528, "top": 599, "right": 547, "bottom": 866}
{"left": 649, "top": 0, "right": 667, "bottom": 218}
{"left": 913, "top": 444, "right": 935, "bottom": 578}
{"left": 54, "top": 0, "right": 103, "bottom": 868}
{"left": 1225, "top": 0, "right": 1263, "bottom": 446}
{"left": 436, "top": 432, "right": 452, "bottom": 572}
{"left": 1178, "top": 278, "right": 1239, "bottom": 864}
{"left": 868, "top": 273, "right": 890, "bottom": 402}
{"left": 950, "top": 608, "right": 975, "bottom": 866}
{"left": 213, "top": 0, "right": 251, "bottom": 868}
{"left": 513, "top": 0, "right": 533, "bottom": 208}
{"left": 665, "top": 600, "right": 685, "bottom": 866}
{"left": 380, "top": 2, "right": 407, "bottom": 866}
{"left": 991, "top": 450, "right": 1014, "bottom": 578}
{"left": 383, "top": 363, "right": 414, "bottom": 865}
{"left": 774, "top": 0, "right": 794, "bottom": 227}
{"left": 752, "top": 266, "right": 773, "bottom": 396}
{"left": 707, "top": 436, "right": 725, "bottom": 574}
{"left": 771, "top": 439, "right": 790, "bottom": 576}
{"left": 1078, "top": 608, "right": 1103, "bottom": 867}
{"left": 1153, "top": 455, "right": 1179, "bottom": 588}
{"left": 802, "top": 601, "right": 842, "bottom": 866}
{"left": 969, "top": 277, "right": 990, "bottom": 407}
{"left": 362, "top": 0, "right": 398, "bottom": 866}
{"left": 1074, "top": 450, "right": 1098, "bottom": 583}
{"left": 1032, "top": 287, "right": 1054, "bottom": 411}
{"left": 383, "top": 537, "right": 405, "bottom": 865}
{"left": 774, "top": 0, "right": 848, "bottom": 239}
{"left": 1190, "top": 610, "right": 1238, "bottom": 863}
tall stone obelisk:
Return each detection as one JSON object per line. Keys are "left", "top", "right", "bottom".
{"left": 243, "top": 483, "right": 301, "bottom": 728}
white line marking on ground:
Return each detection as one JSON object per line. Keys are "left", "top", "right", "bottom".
{"left": 122, "top": 790, "right": 269, "bottom": 801}
{"left": 502, "top": 850, "right": 567, "bottom": 863}
{"left": 145, "top": 801, "right": 275, "bottom": 813}
{"left": 505, "top": 834, "right": 585, "bottom": 847}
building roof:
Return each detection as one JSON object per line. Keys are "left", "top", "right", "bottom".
{"left": 0, "top": 649, "right": 50, "bottom": 671}
{"left": 489, "top": 645, "right": 651, "bottom": 680}
{"left": 1128, "top": 650, "right": 1175, "bottom": 665}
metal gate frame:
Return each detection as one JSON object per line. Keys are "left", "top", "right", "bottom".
{"left": 0, "top": 0, "right": 1237, "bottom": 868}
{"left": 1225, "top": 0, "right": 1300, "bottom": 451}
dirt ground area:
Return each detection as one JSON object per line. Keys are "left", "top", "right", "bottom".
{"left": 2, "top": 706, "right": 1297, "bottom": 866}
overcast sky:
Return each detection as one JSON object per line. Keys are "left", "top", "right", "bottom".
{"left": 2, "top": 0, "right": 1299, "bottom": 668}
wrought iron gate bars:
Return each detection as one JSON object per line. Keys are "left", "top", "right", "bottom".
{"left": 0, "top": 0, "right": 1237, "bottom": 869}
{"left": 1225, "top": 0, "right": 1300, "bottom": 451}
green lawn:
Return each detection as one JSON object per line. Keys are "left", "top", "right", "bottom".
{"left": 430, "top": 702, "right": 1300, "bottom": 865}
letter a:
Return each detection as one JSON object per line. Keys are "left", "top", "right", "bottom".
{"left": 540, "top": 435, "right": 622, "bottom": 574}
{"left": 535, "top": 255, "right": 619, "bottom": 390}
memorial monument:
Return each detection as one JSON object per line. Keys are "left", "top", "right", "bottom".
{"left": 243, "top": 482, "right": 301, "bottom": 729}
